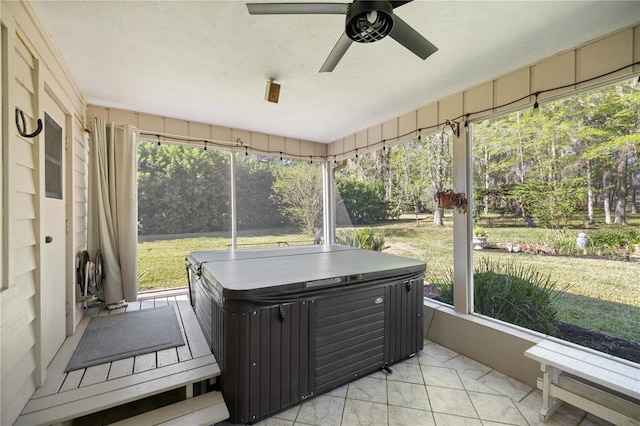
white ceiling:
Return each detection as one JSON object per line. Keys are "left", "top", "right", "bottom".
{"left": 31, "top": 1, "right": 640, "bottom": 143}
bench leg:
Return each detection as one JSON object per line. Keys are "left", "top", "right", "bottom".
{"left": 539, "top": 365, "right": 563, "bottom": 422}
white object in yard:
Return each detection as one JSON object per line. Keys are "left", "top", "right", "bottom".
{"left": 576, "top": 232, "right": 589, "bottom": 250}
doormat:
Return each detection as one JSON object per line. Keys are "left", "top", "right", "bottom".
{"left": 65, "top": 305, "right": 185, "bottom": 372}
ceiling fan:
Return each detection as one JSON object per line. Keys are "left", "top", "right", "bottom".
{"left": 246, "top": 0, "right": 438, "bottom": 72}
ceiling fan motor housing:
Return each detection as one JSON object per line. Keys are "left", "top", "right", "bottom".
{"left": 346, "top": 0, "right": 394, "bottom": 43}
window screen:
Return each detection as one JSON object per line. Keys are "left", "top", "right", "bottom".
{"left": 44, "top": 112, "right": 62, "bottom": 199}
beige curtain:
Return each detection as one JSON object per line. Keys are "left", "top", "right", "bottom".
{"left": 88, "top": 119, "right": 138, "bottom": 305}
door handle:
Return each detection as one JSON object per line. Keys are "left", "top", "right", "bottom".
{"left": 45, "top": 236, "right": 53, "bottom": 244}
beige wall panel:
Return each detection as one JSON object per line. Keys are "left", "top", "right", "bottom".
{"left": 14, "top": 35, "right": 35, "bottom": 68}
{"left": 495, "top": 68, "right": 530, "bottom": 114}
{"left": 14, "top": 139, "right": 35, "bottom": 169}
{"left": 417, "top": 103, "right": 438, "bottom": 132}
{"left": 532, "top": 51, "right": 575, "bottom": 101}
{"left": 382, "top": 118, "right": 398, "bottom": 143}
{"left": 343, "top": 134, "right": 355, "bottom": 155}
{"left": 137, "top": 112, "right": 164, "bottom": 133}
{"left": 188, "top": 121, "right": 211, "bottom": 140}
{"left": 1, "top": 280, "right": 36, "bottom": 339}
{"left": 13, "top": 246, "right": 36, "bottom": 277}
{"left": 398, "top": 111, "right": 417, "bottom": 140}
{"left": 14, "top": 163, "right": 36, "bottom": 194}
{"left": 15, "top": 192, "right": 35, "bottom": 218}
{"left": 577, "top": 29, "right": 633, "bottom": 88}
{"left": 14, "top": 52, "right": 35, "bottom": 94}
{"left": 326, "top": 142, "right": 335, "bottom": 157}
{"left": 107, "top": 108, "right": 138, "bottom": 126}
{"left": 329, "top": 139, "right": 342, "bottom": 158}
{"left": 232, "top": 128, "right": 251, "bottom": 147}
{"left": 284, "top": 138, "right": 301, "bottom": 156}
{"left": 1, "top": 323, "right": 36, "bottom": 374}
{"left": 74, "top": 214, "right": 87, "bottom": 230}
{"left": 73, "top": 157, "right": 88, "bottom": 179}
{"left": 368, "top": 124, "right": 382, "bottom": 146}
{"left": 73, "top": 154, "right": 88, "bottom": 206}
{"left": 438, "top": 93, "right": 464, "bottom": 130}
{"left": 300, "top": 140, "right": 315, "bottom": 157}
{"left": 164, "top": 116, "right": 188, "bottom": 136}
{"left": 251, "top": 132, "right": 268, "bottom": 151}
{"left": 355, "top": 130, "right": 368, "bottom": 149}
{"left": 87, "top": 105, "right": 109, "bottom": 122}
{"left": 2, "top": 350, "right": 37, "bottom": 403}
{"left": 3, "top": 4, "right": 89, "bottom": 424}
{"left": 14, "top": 86, "right": 36, "bottom": 117}
{"left": 312, "top": 141, "right": 326, "bottom": 157}
{"left": 464, "top": 82, "right": 493, "bottom": 121}
{"left": 14, "top": 219, "right": 36, "bottom": 247}
{"left": 269, "top": 135, "right": 285, "bottom": 154}
{"left": 211, "top": 125, "right": 232, "bottom": 142}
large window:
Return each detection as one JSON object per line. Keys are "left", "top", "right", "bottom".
{"left": 470, "top": 78, "right": 640, "bottom": 355}
{"left": 333, "top": 137, "right": 454, "bottom": 297}
{"left": 235, "top": 153, "right": 323, "bottom": 248}
{"left": 137, "top": 141, "right": 231, "bottom": 291}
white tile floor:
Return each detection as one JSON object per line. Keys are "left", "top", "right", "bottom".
{"left": 246, "top": 339, "right": 615, "bottom": 426}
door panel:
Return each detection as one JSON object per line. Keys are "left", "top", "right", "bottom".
{"left": 42, "top": 94, "right": 66, "bottom": 366}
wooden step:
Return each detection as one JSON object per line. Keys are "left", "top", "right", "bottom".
{"left": 111, "top": 391, "right": 229, "bottom": 426}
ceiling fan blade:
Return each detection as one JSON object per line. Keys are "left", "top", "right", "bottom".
{"left": 389, "top": 15, "right": 438, "bottom": 60}
{"left": 247, "top": 3, "right": 349, "bottom": 15}
{"left": 320, "top": 32, "right": 353, "bottom": 72}
{"left": 389, "top": 1, "right": 413, "bottom": 9}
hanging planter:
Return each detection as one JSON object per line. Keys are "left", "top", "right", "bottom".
{"left": 435, "top": 189, "right": 468, "bottom": 213}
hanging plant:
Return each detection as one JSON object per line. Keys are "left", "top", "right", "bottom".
{"left": 435, "top": 189, "right": 468, "bottom": 213}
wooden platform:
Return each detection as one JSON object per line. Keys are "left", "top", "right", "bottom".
{"left": 16, "top": 296, "right": 222, "bottom": 425}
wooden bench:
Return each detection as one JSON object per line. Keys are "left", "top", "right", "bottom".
{"left": 525, "top": 339, "right": 640, "bottom": 425}
{"left": 111, "top": 391, "right": 229, "bottom": 426}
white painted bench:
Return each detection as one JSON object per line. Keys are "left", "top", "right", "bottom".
{"left": 111, "top": 391, "right": 229, "bottom": 426}
{"left": 525, "top": 339, "right": 640, "bottom": 425}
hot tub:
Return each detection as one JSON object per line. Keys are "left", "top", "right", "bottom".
{"left": 186, "top": 245, "right": 425, "bottom": 424}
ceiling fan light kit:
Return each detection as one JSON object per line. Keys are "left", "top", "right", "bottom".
{"left": 246, "top": 0, "right": 438, "bottom": 72}
{"left": 345, "top": 1, "right": 394, "bottom": 43}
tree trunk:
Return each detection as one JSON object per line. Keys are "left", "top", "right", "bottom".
{"left": 603, "top": 170, "right": 612, "bottom": 225}
{"left": 631, "top": 172, "right": 638, "bottom": 215}
{"left": 586, "top": 160, "right": 594, "bottom": 225}
{"left": 433, "top": 207, "right": 444, "bottom": 227}
{"left": 483, "top": 145, "right": 490, "bottom": 214}
{"left": 613, "top": 150, "right": 628, "bottom": 225}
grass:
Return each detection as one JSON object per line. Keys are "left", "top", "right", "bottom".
{"left": 137, "top": 215, "right": 640, "bottom": 342}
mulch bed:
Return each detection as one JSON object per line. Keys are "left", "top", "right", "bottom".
{"left": 424, "top": 284, "right": 640, "bottom": 364}
{"left": 551, "top": 321, "right": 640, "bottom": 364}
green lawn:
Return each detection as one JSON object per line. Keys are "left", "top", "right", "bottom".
{"left": 137, "top": 217, "right": 640, "bottom": 342}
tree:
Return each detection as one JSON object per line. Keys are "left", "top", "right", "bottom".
{"left": 137, "top": 142, "right": 230, "bottom": 235}
{"left": 388, "top": 134, "right": 452, "bottom": 226}
{"left": 235, "top": 154, "right": 291, "bottom": 230}
{"left": 335, "top": 177, "right": 389, "bottom": 225}
{"left": 472, "top": 78, "right": 639, "bottom": 228}
{"left": 271, "top": 161, "right": 323, "bottom": 235}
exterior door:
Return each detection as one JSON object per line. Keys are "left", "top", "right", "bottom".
{"left": 42, "top": 94, "right": 67, "bottom": 366}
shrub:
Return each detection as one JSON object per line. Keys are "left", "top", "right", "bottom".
{"left": 336, "top": 178, "right": 390, "bottom": 225}
{"left": 473, "top": 227, "right": 488, "bottom": 237}
{"left": 538, "top": 232, "right": 581, "bottom": 255}
{"left": 336, "top": 227, "right": 385, "bottom": 251}
{"left": 590, "top": 229, "right": 640, "bottom": 252}
{"left": 433, "top": 257, "right": 568, "bottom": 334}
